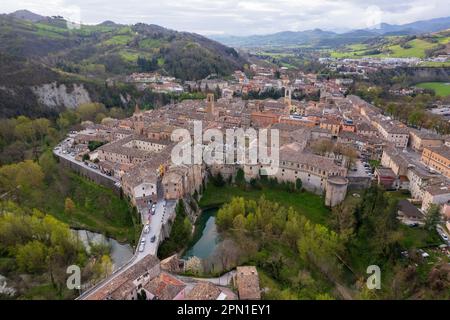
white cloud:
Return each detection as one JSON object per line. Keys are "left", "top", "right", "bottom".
{"left": 1, "top": 0, "right": 449, "bottom": 35}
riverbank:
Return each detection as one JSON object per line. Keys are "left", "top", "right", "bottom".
{"left": 183, "top": 208, "right": 220, "bottom": 260}
{"left": 73, "top": 229, "right": 134, "bottom": 271}
{"left": 199, "top": 182, "right": 330, "bottom": 225}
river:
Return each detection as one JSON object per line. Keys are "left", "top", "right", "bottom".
{"left": 73, "top": 229, "right": 134, "bottom": 271}
{"left": 183, "top": 208, "right": 220, "bottom": 260}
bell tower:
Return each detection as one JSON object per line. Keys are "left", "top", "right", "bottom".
{"left": 206, "top": 93, "right": 215, "bottom": 115}
{"left": 284, "top": 87, "right": 292, "bottom": 107}
{"left": 134, "top": 103, "right": 142, "bottom": 115}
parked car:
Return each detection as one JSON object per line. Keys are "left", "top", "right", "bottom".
{"left": 139, "top": 243, "right": 145, "bottom": 252}
{"left": 150, "top": 236, "right": 156, "bottom": 243}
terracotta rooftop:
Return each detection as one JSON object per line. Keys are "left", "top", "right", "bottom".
{"left": 185, "top": 282, "right": 222, "bottom": 300}
{"left": 235, "top": 266, "right": 261, "bottom": 300}
{"left": 143, "top": 272, "right": 186, "bottom": 300}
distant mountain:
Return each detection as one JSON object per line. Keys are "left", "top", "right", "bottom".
{"left": 8, "top": 9, "right": 46, "bottom": 22}
{"left": 212, "top": 28, "right": 383, "bottom": 48}
{"left": 369, "top": 16, "right": 450, "bottom": 35}
{"left": 212, "top": 16, "right": 450, "bottom": 48}
{"left": 97, "top": 20, "right": 122, "bottom": 27}
{"left": 212, "top": 29, "right": 335, "bottom": 47}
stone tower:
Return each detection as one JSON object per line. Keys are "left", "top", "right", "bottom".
{"left": 134, "top": 103, "right": 142, "bottom": 117}
{"left": 206, "top": 93, "right": 215, "bottom": 115}
{"left": 284, "top": 87, "right": 292, "bottom": 107}
{"left": 325, "top": 176, "right": 349, "bottom": 207}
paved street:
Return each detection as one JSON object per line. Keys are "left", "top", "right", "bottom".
{"left": 134, "top": 199, "right": 175, "bottom": 261}
{"left": 53, "top": 136, "right": 120, "bottom": 184}
{"left": 178, "top": 271, "right": 236, "bottom": 287}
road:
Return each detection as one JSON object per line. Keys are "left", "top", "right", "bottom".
{"left": 178, "top": 271, "right": 236, "bottom": 287}
{"left": 52, "top": 136, "right": 120, "bottom": 185}
{"left": 134, "top": 200, "right": 176, "bottom": 261}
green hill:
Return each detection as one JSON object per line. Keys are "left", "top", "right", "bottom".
{"left": 0, "top": 13, "right": 247, "bottom": 117}
{"left": 0, "top": 14, "right": 246, "bottom": 81}
{"left": 329, "top": 30, "right": 450, "bottom": 59}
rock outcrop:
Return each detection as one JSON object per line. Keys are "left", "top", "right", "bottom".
{"left": 32, "top": 82, "right": 91, "bottom": 109}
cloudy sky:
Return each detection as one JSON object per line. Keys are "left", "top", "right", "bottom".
{"left": 1, "top": 0, "right": 449, "bottom": 36}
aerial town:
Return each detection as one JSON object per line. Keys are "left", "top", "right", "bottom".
{"left": 0, "top": 3, "right": 449, "bottom": 305}
{"left": 53, "top": 63, "right": 450, "bottom": 300}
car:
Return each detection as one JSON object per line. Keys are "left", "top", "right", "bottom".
{"left": 150, "top": 236, "right": 156, "bottom": 243}
{"left": 144, "top": 226, "right": 150, "bottom": 234}
{"left": 440, "top": 233, "right": 449, "bottom": 241}
{"left": 139, "top": 243, "right": 145, "bottom": 252}
{"left": 141, "top": 238, "right": 146, "bottom": 244}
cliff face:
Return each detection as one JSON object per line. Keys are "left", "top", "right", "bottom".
{"left": 31, "top": 82, "right": 92, "bottom": 109}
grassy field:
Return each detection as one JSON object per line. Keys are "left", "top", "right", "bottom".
{"left": 199, "top": 183, "right": 330, "bottom": 226}
{"left": 383, "top": 39, "right": 437, "bottom": 58}
{"left": 118, "top": 50, "right": 141, "bottom": 63}
{"left": 415, "top": 82, "right": 450, "bottom": 97}
{"left": 419, "top": 61, "right": 450, "bottom": 67}
{"left": 103, "top": 34, "right": 135, "bottom": 46}
{"left": 37, "top": 170, "right": 140, "bottom": 244}
{"left": 330, "top": 36, "right": 449, "bottom": 59}
{"left": 139, "top": 38, "right": 163, "bottom": 49}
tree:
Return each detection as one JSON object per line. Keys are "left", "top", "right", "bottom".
{"left": 16, "top": 240, "right": 47, "bottom": 273}
{"left": 100, "top": 255, "right": 113, "bottom": 278}
{"left": 185, "top": 256, "right": 203, "bottom": 275}
{"left": 212, "top": 172, "right": 225, "bottom": 187}
{"left": 57, "top": 110, "right": 80, "bottom": 131}
{"left": 310, "top": 139, "right": 334, "bottom": 156}
{"left": 65, "top": 197, "right": 76, "bottom": 215}
{"left": 39, "top": 150, "right": 57, "bottom": 182}
{"left": 0, "top": 160, "right": 44, "bottom": 202}
{"left": 408, "top": 109, "right": 425, "bottom": 128}
{"left": 341, "top": 146, "right": 358, "bottom": 169}
{"left": 77, "top": 103, "right": 107, "bottom": 122}
{"left": 295, "top": 178, "right": 303, "bottom": 191}
{"left": 108, "top": 107, "right": 126, "bottom": 119}
{"left": 235, "top": 168, "right": 245, "bottom": 188}
{"left": 331, "top": 202, "right": 356, "bottom": 243}
{"left": 137, "top": 290, "right": 148, "bottom": 300}
{"left": 424, "top": 204, "right": 441, "bottom": 231}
